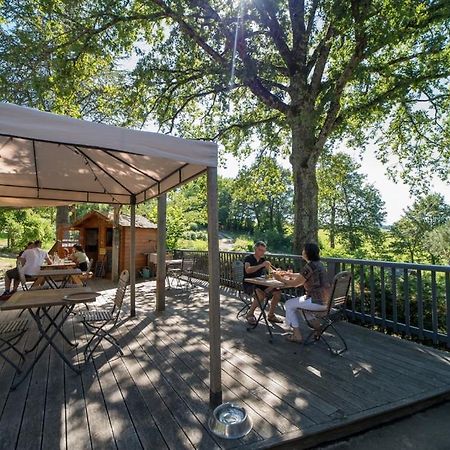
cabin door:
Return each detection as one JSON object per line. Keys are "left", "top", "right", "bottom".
{"left": 85, "top": 228, "right": 99, "bottom": 261}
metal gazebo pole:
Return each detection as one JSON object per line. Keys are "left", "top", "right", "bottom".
{"left": 130, "top": 195, "right": 136, "bottom": 317}
{"left": 156, "top": 193, "right": 167, "bottom": 312}
{"left": 207, "top": 166, "right": 222, "bottom": 407}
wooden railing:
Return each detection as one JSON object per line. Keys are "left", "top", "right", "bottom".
{"left": 174, "top": 249, "right": 450, "bottom": 348}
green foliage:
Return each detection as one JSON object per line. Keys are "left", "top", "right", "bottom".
{"left": 232, "top": 237, "right": 254, "bottom": 252}
{"left": 318, "top": 153, "right": 386, "bottom": 251}
{"left": 0, "top": 208, "right": 54, "bottom": 250}
{"left": 390, "top": 193, "right": 450, "bottom": 263}
{"left": 2, "top": 0, "right": 449, "bottom": 249}
{"left": 138, "top": 193, "right": 188, "bottom": 250}
{"left": 226, "top": 157, "right": 293, "bottom": 235}
{"left": 423, "top": 223, "right": 450, "bottom": 264}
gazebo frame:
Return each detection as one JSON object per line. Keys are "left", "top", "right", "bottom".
{"left": 0, "top": 103, "right": 222, "bottom": 407}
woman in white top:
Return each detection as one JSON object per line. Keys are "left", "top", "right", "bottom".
{"left": 70, "top": 244, "right": 88, "bottom": 271}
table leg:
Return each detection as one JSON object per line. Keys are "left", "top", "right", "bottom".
{"left": 43, "top": 275, "right": 58, "bottom": 289}
{"left": 70, "top": 275, "right": 83, "bottom": 286}
{"left": 25, "top": 305, "right": 78, "bottom": 353}
{"left": 249, "top": 292, "right": 274, "bottom": 342}
{"left": 60, "top": 275, "right": 71, "bottom": 288}
{"left": 30, "top": 277, "right": 45, "bottom": 289}
{"left": 41, "top": 307, "right": 78, "bottom": 347}
{"left": 12, "top": 305, "right": 80, "bottom": 390}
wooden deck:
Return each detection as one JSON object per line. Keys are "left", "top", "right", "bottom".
{"left": 1, "top": 279, "right": 450, "bottom": 449}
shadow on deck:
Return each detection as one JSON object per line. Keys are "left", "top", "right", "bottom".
{"left": 0, "top": 279, "right": 450, "bottom": 449}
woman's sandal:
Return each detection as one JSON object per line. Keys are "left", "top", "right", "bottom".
{"left": 286, "top": 334, "right": 303, "bottom": 344}
{"left": 246, "top": 315, "right": 257, "bottom": 326}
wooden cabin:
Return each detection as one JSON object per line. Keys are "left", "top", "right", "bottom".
{"left": 58, "top": 211, "right": 157, "bottom": 276}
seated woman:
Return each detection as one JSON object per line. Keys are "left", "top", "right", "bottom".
{"left": 70, "top": 244, "right": 88, "bottom": 272}
{"left": 274, "top": 243, "right": 330, "bottom": 343}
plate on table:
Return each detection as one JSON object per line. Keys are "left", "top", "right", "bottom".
{"left": 63, "top": 292, "right": 101, "bottom": 302}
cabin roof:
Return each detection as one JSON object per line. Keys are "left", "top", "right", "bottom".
{"left": 72, "top": 210, "right": 157, "bottom": 229}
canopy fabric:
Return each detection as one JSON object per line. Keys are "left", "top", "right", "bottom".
{"left": 0, "top": 103, "right": 218, "bottom": 206}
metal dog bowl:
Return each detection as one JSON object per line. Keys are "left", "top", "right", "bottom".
{"left": 208, "top": 402, "right": 253, "bottom": 439}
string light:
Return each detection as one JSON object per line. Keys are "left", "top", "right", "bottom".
{"left": 65, "top": 145, "right": 121, "bottom": 204}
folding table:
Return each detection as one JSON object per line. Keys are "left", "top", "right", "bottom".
{"left": 0, "top": 288, "right": 99, "bottom": 389}
{"left": 244, "top": 277, "right": 287, "bottom": 342}
{"left": 33, "top": 268, "right": 83, "bottom": 289}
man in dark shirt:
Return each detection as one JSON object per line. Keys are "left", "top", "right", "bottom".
{"left": 243, "top": 241, "right": 282, "bottom": 325}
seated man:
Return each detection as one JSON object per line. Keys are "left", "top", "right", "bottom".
{"left": 2, "top": 240, "right": 51, "bottom": 296}
{"left": 244, "top": 241, "right": 283, "bottom": 325}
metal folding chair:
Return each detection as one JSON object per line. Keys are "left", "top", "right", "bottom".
{"left": 301, "top": 271, "right": 352, "bottom": 355}
{"left": 231, "top": 260, "right": 252, "bottom": 319}
{"left": 0, "top": 318, "right": 29, "bottom": 371}
{"left": 77, "top": 270, "right": 129, "bottom": 362}
{"left": 176, "top": 259, "right": 194, "bottom": 290}
{"left": 166, "top": 261, "right": 181, "bottom": 289}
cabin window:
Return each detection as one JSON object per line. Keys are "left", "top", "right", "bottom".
{"left": 106, "top": 228, "right": 113, "bottom": 247}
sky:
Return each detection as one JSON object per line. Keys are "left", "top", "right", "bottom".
{"left": 218, "top": 145, "right": 450, "bottom": 225}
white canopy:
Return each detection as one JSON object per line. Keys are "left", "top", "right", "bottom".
{"left": 0, "top": 103, "right": 217, "bottom": 206}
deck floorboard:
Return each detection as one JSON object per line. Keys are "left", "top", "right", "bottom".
{"left": 0, "top": 279, "right": 449, "bottom": 450}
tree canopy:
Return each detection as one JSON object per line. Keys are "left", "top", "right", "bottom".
{"left": 1, "top": 0, "right": 449, "bottom": 251}
{"left": 390, "top": 193, "right": 450, "bottom": 262}
{"left": 318, "top": 153, "right": 386, "bottom": 251}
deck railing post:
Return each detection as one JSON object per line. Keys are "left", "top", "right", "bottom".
{"left": 445, "top": 273, "right": 450, "bottom": 348}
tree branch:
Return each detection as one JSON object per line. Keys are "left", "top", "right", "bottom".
{"left": 253, "top": 0, "right": 293, "bottom": 70}
{"left": 289, "top": 0, "right": 305, "bottom": 53}
{"left": 149, "top": 0, "right": 226, "bottom": 65}
{"left": 309, "top": 23, "right": 334, "bottom": 99}
{"left": 316, "top": 2, "right": 369, "bottom": 146}
{"left": 210, "top": 114, "right": 282, "bottom": 140}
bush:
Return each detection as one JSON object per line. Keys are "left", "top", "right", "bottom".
{"left": 232, "top": 237, "right": 253, "bottom": 252}
{"left": 177, "top": 239, "right": 208, "bottom": 251}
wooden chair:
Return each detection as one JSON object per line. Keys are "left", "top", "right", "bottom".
{"left": 232, "top": 260, "right": 252, "bottom": 319}
{"left": 81, "top": 258, "right": 94, "bottom": 287}
{"left": 301, "top": 271, "right": 352, "bottom": 355}
{"left": 77, "top": 270, "right": 129, "bottom": 362}
{"left": 0, "top": 318, "right": 29, "bottom": 371}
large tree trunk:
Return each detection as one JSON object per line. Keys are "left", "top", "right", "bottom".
{"left": 56, "top": 206, "right": 70, "bottom": 227}
{"left": 55, "top": 206, "right": 70, "bottom": 256}
{"left": 290, "top": 117, "right": 320, "bottom": 254}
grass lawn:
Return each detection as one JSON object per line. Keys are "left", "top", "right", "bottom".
{"left": 0, "top": 256, "right": 15, "bottom": 277}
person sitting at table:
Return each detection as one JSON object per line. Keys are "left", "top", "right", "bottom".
{"left": 2, "top": 240, "right": 51, "bottom": 296}
{"left": 18, "top": 241, "right": 34, "bottom": 258}
{"left": 244, "top": 241, "right": 283, "bottom": 325}
{"left": 274, "top": 243, "right": 331, "bottom": 343}
{"left": 69, "top": 244, "right": 88, "bottom": 271}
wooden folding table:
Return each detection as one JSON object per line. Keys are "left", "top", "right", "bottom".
{"left": 0, "top": 288, "right": 99, "bottom": 389}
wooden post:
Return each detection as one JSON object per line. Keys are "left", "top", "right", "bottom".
{"left": 111, "top": 205, "right": 120, "bottom": 282}
{"left": 207, "top": 166, "right": 222, "bottom": 408}
{"left": 156, "top": 193, "right": 167, "bottom": 312}
{"left": 130, "top": 196, "right": 136, "bottom": 317}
